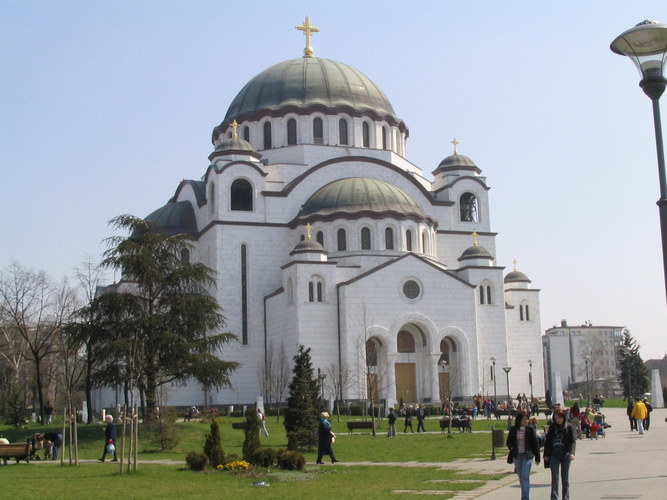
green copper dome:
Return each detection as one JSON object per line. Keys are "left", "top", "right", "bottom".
{"left": 222, "top": 57, "right": 400, "bottom": 124}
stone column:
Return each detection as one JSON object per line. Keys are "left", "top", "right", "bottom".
{"left": 430, "top": 353, "right": 442, "bottom": 405}
{"left": 385, "top": 353, "right": 397, "bottom": 408}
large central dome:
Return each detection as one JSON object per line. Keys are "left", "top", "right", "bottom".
{"left": 223, "top": 57, "right": 399, "bottom": 124}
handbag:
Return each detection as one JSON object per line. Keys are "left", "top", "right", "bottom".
{"left": 506, "top": 452, "right": 514, "bottom": 464}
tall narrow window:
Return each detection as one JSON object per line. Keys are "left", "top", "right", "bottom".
{"left": 180, "top": 248, "right": 190, "bottom": 264}
{"left": 243, "top": 126, "right": 250, "bottom": 142}
{"left": 241, "top": 244, "right": 248, "bottom": 344}
{"left": 316, "top": 231, "right": 324, "bottom": 246}
{"left": 339, "top": 118, "right": 348, "bottom": 145}
{"left": 231, "top": 179, "right": 253, "bottom": 211}
{"left": 263, "top": 121, "right": 272, "bottom": 149}
{"left": 287, "top": 118, "right": 297, "bottom": 145}
{"left": 308, "top": 282, "right": 314, "bottom": 302}
{"left": 316, "top": 282, "right": 323, "bottom": 302}
{"left": 382, "top": 127, "right": 387, "bottom": 150}
{"left": 208, "top": 183, "right": 215, "bottom": 215}
{"left": 337, "top": 228, "right": 347, "bottom": 251}
{"left": 422, "top": 231, "right": 427, "bottom": 253}
{"left": 520, "top": 305, "right": 524, "bottom": 321}
{"left": 313, "top": 117, "right": 323, "bottom": 144}
{"left": 361, "top": 227, "right": 371, "bottom": 249}
{"left": 479, "top": 286, "right": 485, "bottom": 305}
{"left": 406, "top": 229, "right": 413, "bottom": 251}
{"left": 525, "top": 305, "right": 530, "bottom": 321}
{"left": 362, "top": 122, "right": 370, "bottom": 147}
{"left": 385, "top": 227, "right": 394, "bottom": 249}
{"left": 460, "top": 193, "right": 478, "bottom": 222}
{"left": 486, "top": 285, "right": 492, "bottom": 305}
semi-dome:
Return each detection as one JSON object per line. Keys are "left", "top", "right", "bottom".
{"left": 216, "top": 57, "right": 404, "bottom": 138}
{"left": 291, "top": 177, "right": 433, "bottom": 225}
{"left": 145, "top": 201, "right": 197, "bottom": 237}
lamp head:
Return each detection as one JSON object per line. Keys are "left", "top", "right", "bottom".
{"left": 503, "top": 366, "right": 512, "bottom": 374}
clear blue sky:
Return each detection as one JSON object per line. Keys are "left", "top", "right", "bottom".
{"left": 1, "top": 1, "right": 666, "bottom": 359}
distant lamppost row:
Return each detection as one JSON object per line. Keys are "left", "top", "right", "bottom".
{"left": 528, "top": 359, "right": 534, "bottom": 401}
{"left": 503, "top": 366, "right": 512, "bottom": 406}
{"left": 584, "top": 355, "right": 591, "bottom": 407}
{"left": 490, "top": 357, "right": 497, "bottom": 405}
{"left": 611, "top": 20, "right": 667, "bottom": 302}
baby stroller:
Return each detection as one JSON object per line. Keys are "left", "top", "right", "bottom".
{"left": 591, "top": 414, "right": 606, "bottom": 438}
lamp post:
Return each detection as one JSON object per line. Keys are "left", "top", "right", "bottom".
{"left": 584, "top": 355, "right": 591, "bottom": 407}
{"left": 490, "top": 357, "right": 497, "bottom": 406}
{"left": 503, "top": 367, "right": 512, "bottom": 406}
{"left": 528, "top": 359, "right": 534, "bottom": 402}
{"left": 611, "top": 20, "right": 667, "bottom": 302}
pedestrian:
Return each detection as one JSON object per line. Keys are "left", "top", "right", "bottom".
{"left": 316, "top": 412, "right": 337, "bottom": 464}
{"left": 544, "top": 408, "right": 576, "bottom": 500}
{"left": 507, "top": 411, "right": 540, "bottom": 500}
{"left": 386, "top": 407, "right": 397, "bottom": 437}
{"left": 44, "top": 400, "right": 54, "bottom": 425}
{"left": 642, "top": 398, "right": 652, "bottom": 431}
{"left": 42, "top": 431, "right": 62, "bottom": 460}
{"left": 626, "top": 398, "right": 636, "bottom": 431}
{"left": 403, "top": 405, "right": 414, "bottom": 433}
{"left": 631, "top": 398, "right": 648, "bottom": 435}
{"left": 257, "top": 408, "right": 269, "bottom": 437}
{"left": 98, "top": 414, "right": 118, "bottom": 462}
{"left": 416, "top": 404, "right": 426, "bottom": 432}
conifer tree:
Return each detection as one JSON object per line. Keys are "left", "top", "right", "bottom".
{"left": 619, "top": 329, "right": 649, "bottom": 399}
{"left": 284, "top": 345, "right": 324, "bottom": 451}
{"left": 242, "top": 405, "right": 261, "bottom": 460}
{"left": 203, "top": 417, "right": 225, "bottom": 467}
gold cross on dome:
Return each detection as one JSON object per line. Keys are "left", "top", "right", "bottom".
{"left": 451, "top": 137, "right": 459, "bottom": 155}
{"left": 513, "top": 258, "right": 518, "bottom": 271}
{"left": 472, "top": 230, "right": 478, "bottom": 247}
{"left": 296, "top": 15, "right": 320, "bottom": 58}
{"left": 230, "top": 119, "right": 239, "bottom": 139}
{"left": 305, "top": 222, "right": 312, "bottom": 240}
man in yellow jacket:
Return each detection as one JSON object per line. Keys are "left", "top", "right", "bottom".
{"left": 631, "top": 399, "right": 648, "bottom": 435}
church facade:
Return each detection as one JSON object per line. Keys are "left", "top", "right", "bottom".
{"left": 115, "top": 18, "right": 545, "bottom": 409}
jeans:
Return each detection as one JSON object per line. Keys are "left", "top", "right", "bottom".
{"left": 515, "top": 452, "right": 532, "bottom": 500}
{"left": 549, "top": 447, "right": 571, "bottom": 500}
{"left": 51, "top": 433, "right": 62, "bottom": 460}
{"left": 387, "top": 423, "right": 396, "bottom": 437}
{"left": 637, "top": 418, "right": 645, "bottom": 434}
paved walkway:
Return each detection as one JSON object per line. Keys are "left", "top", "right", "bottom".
{"left": 450, "top": 406, "right": 667, "bottom": 499}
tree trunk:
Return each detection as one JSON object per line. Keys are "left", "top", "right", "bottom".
{"left": 144, "top": 370, "right": 158, "bottom": 423}
{"left": 85, "top": 361, "right": 94, "bottom": 423}
{"left": 34, "top": 354, "right": 45, "bottom": 424}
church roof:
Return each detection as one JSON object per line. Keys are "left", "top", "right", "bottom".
{"left": 220, "top": 57, "right": 402, "bottom": 126}
{"left": 458, "top": 244, "right": 494, "bottom": 261}
{"left": 294, "top": 177, "right": 429, "bottom": 223}
{"left": 145, "top": 201, "right": 198, "bottom": 237}
{"left": 504, "top": 270, "right": 531, "bottom": 283}
{"left": 214, "top": 136, "right": 256, "bottom": 153}
{"left": 290, "top": 238, "right": 327, "bottom": 255}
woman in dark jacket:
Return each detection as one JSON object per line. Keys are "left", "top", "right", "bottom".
{"left": 544, "top": 408, "right": 576, "bottom": 500}
{"left": 506, "top": 411, "right": 541, "bottom": 500}
{"left": 316, "top": 412, "right": 337, "bottom": 464}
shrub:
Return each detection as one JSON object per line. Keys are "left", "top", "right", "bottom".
{"left": 242, "top": 406, "right": 261, "bottom": 460}
{"left": 144, "top": 406, "right": 181, "bottom": 451}
{"left": 203, "top": 418, "right": 225, "bottom": 467}
{"left": 250, "top": 447, "right": 278, "bottom": 468}
{"left": 185, "top": 451, "right": 209, "bottom": 471}
{"left": 277, "top": 449, "right": 305, "bottom": 471}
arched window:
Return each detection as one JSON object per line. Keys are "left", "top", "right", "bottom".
{"left": 397, "top": 331, "right": 415, "bottom": 353}
{"left": 339, "top": 118, "right": 349, "bottom": 145}
{"left": 361, "top": 227, "right": 371, "bottom": 249}
{"left": 439, "top": 338, "right": 451, "bottom": 364}
{"left": 208, "top": 183, "right": 215, "bottom": 215}
{"left": 180, "top": 248, "right": 190, "bottom": 264}
{"left": 287, "top": 118, "right": 297, "bottom": 145}
{"left": 460, "top": 193, "right": 478, "bottom": 222}
{"left": 317, "top": 282, "right": 323, "bottom": 302}
{"left": 487, "top": 285, "right": 492, "bottom": 305}
{"left": 366, "top": 339, "right": 378, "bottom": 366}
{"left": 309, "top": 277, "right": 325, "bottom": 302}
{"left": 385, "top": 227, "right": 394, "bottom": 250}
{"left": 362, "top": 122, "right": 370, "bottom": 147}
{"left": 230, "top": 179, "right": 253, "bottom": 211}
{"left": 316, "top": 231, "right": 324, "bottom": 246}
{"left": 308, "top": 282, "right": 314, "bottom": 302}
{"left": 337, "top": 228, "right": 347, "bottom": 251}
{"left": 520, "top": 305, "right": 524, "bottom": 321}
{"left": 300, "top": 234, "right": 305, "bottom": 241}
{"left": 243, "top": 126, "right": 249, "bottom": 142}
{"left": 422, "top": 231, "right": 428, "bottom": 253}
{"left": 406, "top": 229, "right": 413, "bottom": 251}
{"left": 263, "top": 121, "right": 272, "bottom": 149}
{"left": 479, "top": 285, "right": 485, "bottom": 305}
{"left": 313, "top": 117, "right": 323, "bottom": 144}
{"left": 382, "top": 127, "right": 387, "bottom": 150}
{"left": 525, "top": 304, "right": 530, "bottom": 321}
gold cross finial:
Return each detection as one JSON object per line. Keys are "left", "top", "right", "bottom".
{"left": 230, "top": 120, "right": 239, "bottom": 139}
{"left": 451, "top": 137, "right": 459, "bottom": 155}
{"left": 296, "top": 15, "right": 319, "bottom": 58}
{"left": 472, "top": 230, "right": 478, "bottom": 247}
{"left": 305, "top": 222, "right": 312, "bottom": 240}
{"left": 513, "top": 258, "right": 518, "bottom": 271}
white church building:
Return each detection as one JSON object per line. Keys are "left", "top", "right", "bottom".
{"left": 103, "top": 18, "right": 545, "bottom": 410}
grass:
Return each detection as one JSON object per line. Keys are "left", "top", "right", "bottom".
{"left": 0, "top": 414, "right": 515, "bottom": 498}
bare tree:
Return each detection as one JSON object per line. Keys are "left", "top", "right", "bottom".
{"left": 325, "top": 362, "right": 349, "bottom": 422}
{"left": 0, "top": 260, "right": 76, "bottom": 423}
{"left": 257, "top": 341, "right": 291, "bottom": 421}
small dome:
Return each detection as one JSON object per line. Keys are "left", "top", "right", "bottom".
{"left": 290, "top": 239, "right": 326, "bottom": 255}
{"left": 458, "top": 245, "right": 494, "bottom": 261}
{"left": 437, "top": 153, "right": 477, "bottom": 170}
{"left": 215, "top": 136, "right": 256, "bottom": 152}
{"left": 504, "top": 270, "right": 531, "bottom": 284}
{"left": 145, "top": 201, "right": 197, "bottom": 237}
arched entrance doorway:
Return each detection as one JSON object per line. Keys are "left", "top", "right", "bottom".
{"left": 438, "top": 337, "right": 458, "bottom": 401}
{"left": 394, "top": 325, "right": 427, "bottom": 404}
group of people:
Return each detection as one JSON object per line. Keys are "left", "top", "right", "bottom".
{"left": 627, "top": 397, "right": 652, "bottom": 434}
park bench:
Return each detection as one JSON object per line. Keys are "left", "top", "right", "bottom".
{"left": 440, "top": 417, "right": 472, "bottom": 433}
{"left": 346, "top": 421, "right": 374, "bottom": 434}
{"left": 0, "top": 442, "right": 32, "bottom": 464}
{"left": 231, "top": 422, "right": 246, "bottom": 430}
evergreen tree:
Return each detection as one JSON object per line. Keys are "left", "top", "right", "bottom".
{"left": 203, "top": 417, "right": 225, "bottom": 467}
{"left": 242, "top": 405, "right": 261, "bottom": 460}
{"left": 284, "top": 345, "right": 323, "bottom": 451}
{"left": 619, "top": 329, "right": 649, "bottom": 399}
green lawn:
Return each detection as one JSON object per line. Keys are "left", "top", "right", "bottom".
{"left": 0, "top": 415, "right": 514, "bottom": 498}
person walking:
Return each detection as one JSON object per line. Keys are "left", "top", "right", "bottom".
{"left": 44, "top": 400, "right": 54, "bottom": 425}
{"left": 506, "top": 411, "right": 540, "bottom": 500}
{"left": 544, "top": 408, "right": 576, "bottom": 500}
{"left": 98, "top": 414, "right": 118, "bottom": 462}
{"left": 257, "top": 408, "right": 269, "bottom": 437}
{"left": 316, "top": 412, "right": 337, "bottom": 464}
{"left": 386, "top": 407, "right": 397, "bottom": 437}
{"left": 403, "top": 405, "right": 414, "bottom": 433}
{"left": 631, "top": 398, "right": 648, "bottom": 435}
{"left": 626, "top": 398, "right": 636, "bottom": 431}
{"left": 416, "top": 404, "right": 426, "bottom": 432}
{"left": 643, "top": 397, "right": 653, "bottom": 431}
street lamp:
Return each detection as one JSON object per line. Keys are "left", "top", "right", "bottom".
{"left": 528, "top": 359, "right": 534, "bottom": 402}
{"left": 503, "top": 367, "right": 512, "bottom": 406}
{"left": 611, "top": 20, "right": 667, "bottom": 302}
{"left": 490, "top": 357, "right": 497, "bottom": 407}
{"left": 584, "top": 355, "right": 591, "bottom": 407}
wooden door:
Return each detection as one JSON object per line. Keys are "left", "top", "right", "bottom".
{"left": 395, "top": 363, "right": 416, "bottom": 403}
{"left": 439, "top": 372, "right": 451, "bottom": 401}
